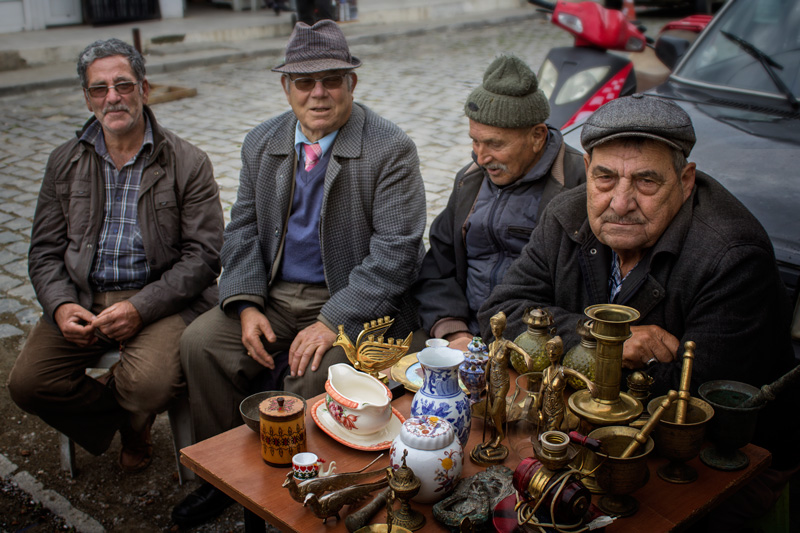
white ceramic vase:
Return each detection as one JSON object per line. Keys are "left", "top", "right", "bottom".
{"left": 390, "top": 415, "right": 463, "bottom": 503}
{"left": 410, "top": 344, "right": 471, "bottom": 447}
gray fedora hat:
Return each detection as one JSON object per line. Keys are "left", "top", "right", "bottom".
{"left": 581, "top": 93, "right": 696, "bottom": 157}
{"left": 272, "top": 20, "right": 361, "bottom": 74}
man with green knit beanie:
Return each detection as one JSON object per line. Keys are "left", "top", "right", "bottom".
{"left": 412, "top": 54, "right": 586, "bottom": 351}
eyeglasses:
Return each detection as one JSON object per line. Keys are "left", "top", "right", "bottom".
{"left": 286, "top": 75, "right": 347, "bottom": 92}
{"left": 84, "top": 81, "right": 140, "bottom": 98}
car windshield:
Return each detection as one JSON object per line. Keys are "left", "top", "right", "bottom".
{"left": 675, "top": 0, "right": 800, "bottom": 98}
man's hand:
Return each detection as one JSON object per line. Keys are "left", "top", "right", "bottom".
{"left": 622, "top": 325, "right": 680, "bottom": 369}
{"left": 444, "top": 331, "right": 473, "bottom": 353}
{"left": 288, "top": 321, "right": 337, "bottom": 378}
{"left": 54, "top": 303, "right": 97, "bottom": 347}
{"left": 240, "top": 307, "right": 278, "bottom": 369}
{"left": 92, "top": 300, "right": 143, "bottom": 342}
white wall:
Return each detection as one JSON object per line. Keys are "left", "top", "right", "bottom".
{"left": 0, "top": 1, "right": 25, "bottom": 33}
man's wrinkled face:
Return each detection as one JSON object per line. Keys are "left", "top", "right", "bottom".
{"left": 469, "top": 120, "right": 547, "bottom": 186}
{"left": 283, "top": 70, "right": 356, "bottom": 142}
{"left": 83, "top": 55, "right": 148, "bottom": 140}
{"left": 585, "top": 139, "right": 695, "bottom": 256}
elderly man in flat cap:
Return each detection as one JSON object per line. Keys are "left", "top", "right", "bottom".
{"left": 412, "top": 54, "right": 585, "bottom": 352}
{"left": 480, "top": 94, "right": 799, "bottom": 525}
{"left": 172, "top": 20, "right": 426, "bottom": 527}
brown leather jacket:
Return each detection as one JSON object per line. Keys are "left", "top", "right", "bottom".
{"left": 29, "top": 106, "right": 224, "bottom": 326}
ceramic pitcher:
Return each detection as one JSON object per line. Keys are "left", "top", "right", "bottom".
{"left": 410, "top": 343, "right": 471, "bottom": 448}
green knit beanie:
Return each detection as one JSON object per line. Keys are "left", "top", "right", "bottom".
{"left": 464, "top": 54, "right": 550, "bottom": 128}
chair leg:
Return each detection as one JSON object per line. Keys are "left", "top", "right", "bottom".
{"left": 59, "top": 432, "right": 76, "bottom": 478}
{"left": 167, "top": 394, "right": 195, "bottom": 484}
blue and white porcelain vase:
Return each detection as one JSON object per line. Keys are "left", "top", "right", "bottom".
{"left": 411, "top": 344, "right": 471, "bottom": 448}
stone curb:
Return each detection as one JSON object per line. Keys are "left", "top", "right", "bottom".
{"left": 0, "top": 452, "right": 105, "bottom": 532}
{"left": 0, "top": 10, "right": 538, "bottom": 97}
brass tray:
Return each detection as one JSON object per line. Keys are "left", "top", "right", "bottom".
{"left": 390, "top": 352, "right": 469, "bottom": 393}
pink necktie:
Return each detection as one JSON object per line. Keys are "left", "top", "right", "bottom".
{"left": 303, "top": 143, "right": 322, "bottom": 171}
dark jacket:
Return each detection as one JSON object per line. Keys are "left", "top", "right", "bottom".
{"left": 29, "top": 106, "right": 224, "bottom": 326}
{"left": 219, "top": 103, "right": 426, "bottom": 339}
{"left": 479, "top": 173, "right": 797, "bottom": 466}
{"left": 413, "top": 131, "right": 586, "bottom": 336}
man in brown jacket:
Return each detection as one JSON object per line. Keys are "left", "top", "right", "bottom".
{"left": 7, "top": 38, "right": 224, "bottom": 473}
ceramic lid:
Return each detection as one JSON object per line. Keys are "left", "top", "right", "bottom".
{"left": 398, "top": 415, "right": 455, "bottom": 451}
{"left": 259, "top": 395, "right": 304, "bottom": 418}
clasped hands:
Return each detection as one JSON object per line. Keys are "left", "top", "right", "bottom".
{"left": 240, "top": 307, "right": 336, "bottom": 378}
{"left": 623, "top": 324, "right": 681, "bottom": 369}
{"left": 55, "top": 301, "right": 143, "bottom": 347}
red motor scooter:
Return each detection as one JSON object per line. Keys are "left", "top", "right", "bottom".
{"left": 529, "top": 0, "right": 710, "bottom": 129}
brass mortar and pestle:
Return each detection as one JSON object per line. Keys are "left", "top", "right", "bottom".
{"left": 583, "top": 390, "right": 676, "bottom": 517}
{"left": 697, "top": 363, "right": 800, "bottom": 471}
{"left": 647, "top": 342, "right": 715, "bottom": 484}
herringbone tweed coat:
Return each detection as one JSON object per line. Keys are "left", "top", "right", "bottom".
{"left": 219, "top": 103, "right": 426, "bottom": 339}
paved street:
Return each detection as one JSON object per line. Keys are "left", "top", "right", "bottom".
{"left": 0, "top": 15, "right": 570, "bottom": 340}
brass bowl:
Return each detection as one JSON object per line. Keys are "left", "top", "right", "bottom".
{"left": 240, "top": 391, "right": 274, "bottom": 433}
{"left": 588, "top": 425, "right": 654, "bottom": 517}
{"left": 647, "top": 395, "right": 714, "bottom": 483}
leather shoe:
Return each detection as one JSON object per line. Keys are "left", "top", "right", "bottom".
{"left": 172, "top": 482, "right": 234, "bottom": 528}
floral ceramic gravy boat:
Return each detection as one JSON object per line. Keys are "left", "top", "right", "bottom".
{"left": 325, "top": 363, "right": 393, "bottom": 436}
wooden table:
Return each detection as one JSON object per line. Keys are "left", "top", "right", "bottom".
{"left": 181, "top": 390, "right": 771, "bottom": 532}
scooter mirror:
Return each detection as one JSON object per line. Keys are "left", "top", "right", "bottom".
{"left": 655, "top": 35, "right": 692, "bottom": 70}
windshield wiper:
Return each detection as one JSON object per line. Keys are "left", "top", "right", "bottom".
{"left": 721, "top": 30, "right": 799, "bottom": 109}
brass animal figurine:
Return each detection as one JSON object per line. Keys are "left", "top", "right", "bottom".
{"left": 333, "top": 316, "right": 412, "bottom": 380}
{"left": 303, "top": 478, "right": 390, "bottom": 523}
{"left": 282, "top": 454, "right": 385, "bottom": 503}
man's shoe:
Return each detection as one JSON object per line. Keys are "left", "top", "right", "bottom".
{"left": 118, "top": 414, "right": 154, "bottom": 473}
{"left": 172, "top": 482, "right": 234, "bottom": 528}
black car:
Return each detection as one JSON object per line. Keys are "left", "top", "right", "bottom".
{"left": 565, "top": 0, "right": 800, "bottom": 312}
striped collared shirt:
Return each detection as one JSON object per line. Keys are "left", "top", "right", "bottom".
{"left": 82, "top": 117, "right": 153, "bottom": 291}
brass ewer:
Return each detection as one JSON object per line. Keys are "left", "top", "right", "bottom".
{"left": 333, "top": 316, "right": 412, "bottom": 383}
{"left": 568, "top": 304, "right": 643, "bottom": 427}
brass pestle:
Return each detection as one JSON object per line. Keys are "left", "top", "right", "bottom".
{"left": 674, "top": 342, "right": 696, "bottom": 424}
{"left": 620, "top": 390, "right": 678, "bottom": 459}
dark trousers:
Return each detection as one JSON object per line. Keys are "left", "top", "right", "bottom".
{"left": 7, "top": 290, "right": 186, "bottom": 455}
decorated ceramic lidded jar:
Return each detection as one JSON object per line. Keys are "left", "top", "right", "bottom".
{"left": 513, "top": 307, "right": 554, "bottom": 374}
{"left": 259, "top": 391, "right": 307, "bottom": 467}
{"left": 411, "top": 342, "right": 471, "bottom": 448}
{"left": 459, "top": 336, "right": 488, "bottom": 405}
{"left": 390, "top": 415, "right": 464, "bottom": 504}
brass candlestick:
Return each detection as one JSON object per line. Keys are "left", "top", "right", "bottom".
{"left": 387, "top": 450, "right": 425, "bottom": 531}
{"left": 568, "top": 304, "right": 642, "bottom": 427}
{"left": 333, "top": 316, "right": 412, "bottom": 383}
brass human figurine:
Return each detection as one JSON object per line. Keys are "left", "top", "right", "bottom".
{"left": 471, "top": 312, "right": 527, "bottom": 466}
{"left": 536, "top": 336, "right": 597, "bottom": 432}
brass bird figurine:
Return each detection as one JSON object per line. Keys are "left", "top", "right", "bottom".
{"left": 303, "top": 478, "right": 390, "bottom": 523}
{"left": 333, "top": 316, "right": 412, "bottom": 381}
{"left": 282, "top": 454, "right": 385, "bottom": 503}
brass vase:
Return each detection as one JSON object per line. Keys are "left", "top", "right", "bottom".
{"left": 512, "top": 307, "right": 553, "bottom": 375}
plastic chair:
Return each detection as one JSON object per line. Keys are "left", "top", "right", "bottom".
{"left": 58, "top": 350, "right": 195, "bottom": 484}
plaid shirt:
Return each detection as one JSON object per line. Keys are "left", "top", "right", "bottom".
{"left": 608, "top": 251, "right": 640, "bottom": 303}
{"left": 82, "top": 118, "right": 153, "bottom": 291}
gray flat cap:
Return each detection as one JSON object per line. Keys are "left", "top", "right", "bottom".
{"left": 581, "top": 94, "right": 696, "bottom": 157}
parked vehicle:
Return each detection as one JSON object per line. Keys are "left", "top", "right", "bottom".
{"left": 529, "top": 0, "right": 709, "bottom": 129}
{"left": 563, "top": 0, "right": 800, "bottom": 346}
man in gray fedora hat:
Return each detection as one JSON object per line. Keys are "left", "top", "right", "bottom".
{"left": 479, "top": 94, "right": 799, "bottom": 488}
{"left": 412, "top": 54, "right": 585, "bottom": 352}
{"left": 172, "top": 20, "right": 426, "bottom": 527}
